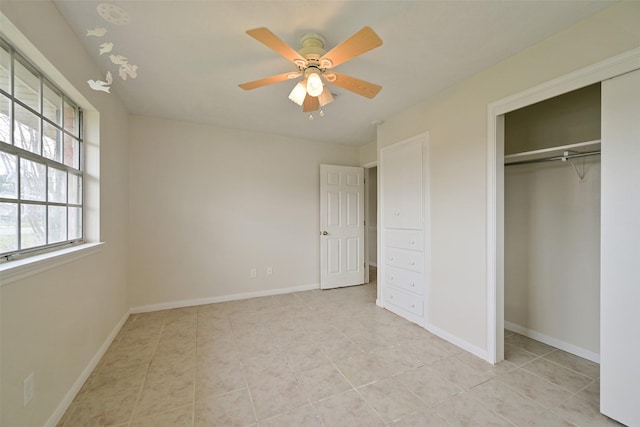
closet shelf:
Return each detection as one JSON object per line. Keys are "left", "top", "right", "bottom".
{"left": 504, "top": 140, "right": 601, "bottom": 164}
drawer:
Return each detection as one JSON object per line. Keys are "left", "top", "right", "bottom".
{"left": 385, "top": 248, "right": 424, "bottom": 273}
{"left": 385, "top": 266, "right": 424, "bottom": 295}
{"left": 384, "top": 286, "right": 424, "bottom": 317}
{"left": 385, "top": 229, "right": 424, "bottom": 251}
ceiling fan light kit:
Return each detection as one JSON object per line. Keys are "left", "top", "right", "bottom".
{"left": 288, "top": 80, "right": 307, "bottom": 106}
{"left": 239, "top": 26, "right": 382, "bottom": 116}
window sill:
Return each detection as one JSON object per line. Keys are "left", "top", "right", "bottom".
{"left": 0, "top": 242, "right": 104, "bottom": 287}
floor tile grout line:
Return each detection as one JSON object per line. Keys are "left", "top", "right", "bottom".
{"left": 125, "top": 313, "right": 166, "bottom": 426}
{"left": 238, "top": 335, "right": 260, "bottom": 425}
{"left": 538, "top": 353, "right": 599, "bottom": 380}
{"left": 518, "top": 360, "right": 595, "bottom": 395}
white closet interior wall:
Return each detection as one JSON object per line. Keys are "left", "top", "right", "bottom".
{"left": 504, "top": 84, "right": 601, "bottom": 360}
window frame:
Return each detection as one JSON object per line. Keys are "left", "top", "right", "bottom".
{"left": 0, "top": 36, "right": 85, "bottom": 262}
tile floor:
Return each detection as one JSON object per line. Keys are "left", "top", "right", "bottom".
{"left": 58, "top": 280, "right": 621, "bottom": 426}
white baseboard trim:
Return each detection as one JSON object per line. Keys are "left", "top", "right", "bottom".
{"left": 45, "top": 310, "right": 130, "bottom": 427}
{"left": 426, "top": 322, "right": 490, "bottom": 363}
{"left": 130, "top": 283, "right": 321, "bottom": 314}
{"left": 505, "top": 321, "right": 600, "bottom": 363}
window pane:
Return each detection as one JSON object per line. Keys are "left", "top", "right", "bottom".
{"left": 43, "top": 122, "right": 61, "bottom": 162}
{"left": 64, "top": 134, "right": 79, "bottom": 169}
{"left": 14, "top": 103, "right": 41, "bottom": 154}
{"left": 21, "top": 203, "right": 46, "bottom": 249}
{"left": 1, "top": 94, "right": 11, "bottom": 144}
{"left": 48, "top": 205, "right": 66, "bottom": 244}
{"left": 43, "top": 82, "right": 62, "bottom": 125}
{"left": 48, "top": 167, "right": 67, "bottom": 203}
{"left": 0, "top": 150, "right": 18, "bottom": 198}
{"left": 68, "top": 173, "right": 82, "bottom": 205}
{"left": 0, "top": 44, "right": 10, "bottom": 94}
{"left": 20, "top": 158, "right": 46, "bottom": 201}
{"left": 68, "top": 206, "right": 82, "bottom": 240}
{"left": 0, "top": 202, "right": 18, "bottom": 253}
{"left": 14, "top": 58, "right": 40, "bottom": 112}
{"left": 63, "top": 101, "right": 78, "bottom": 136}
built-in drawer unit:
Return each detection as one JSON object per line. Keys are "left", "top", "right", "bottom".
{"left": 385, "top": 229, "right": 424, "bottom": 251}
{"left": 385, "top": 266, "right": 424, "bottom": 296}
{"left": 384, "top": 286, "right": 424, "bottom": 317}
{"left": 385, "top": 247, "right": 424, "bottom": 273}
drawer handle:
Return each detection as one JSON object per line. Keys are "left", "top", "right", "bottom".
{"left": 389, "top": 257, "right": 395, "bottom": 261}
{"left": 390, "top": 295, "right": 394, "bottom": 299}
{"left": 395, "top": 211, "right": 400, "bottom": 216}
{"left": 410, "top": 261, "right": 415, "bottom": 265}
{"left": 411, "top": 304, "right": 415, "bottom": 308}
{"left": 410, "top": 240, "right": 415, "bottom": 244}
{"left": 410, "top": 282, "right": 415, "bottom": 287}
{"left": 389, "top": 276, "right": 394, "bottom": 281}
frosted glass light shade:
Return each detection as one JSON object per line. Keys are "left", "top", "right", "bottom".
{"left": 318, "top": 88, "right": 334, "bottom": 107}
{"left": 288, "top": 81, "right": 307, "bottom": 106}
{"left": 306, "top": 72, "right": 323, "bottom": 97}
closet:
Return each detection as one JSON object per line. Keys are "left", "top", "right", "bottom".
{"left": 504, "top": 84, "right": 601, "bottom": 361}
{"left": 379, "top": 133, "right": 428, "bottom": 326}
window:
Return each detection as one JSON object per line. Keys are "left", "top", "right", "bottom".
{"left": 0, "top": 37, "right": 83, "bottom": 261}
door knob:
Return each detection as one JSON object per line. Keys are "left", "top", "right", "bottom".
{"left": 322, "top": 231, "right": 328, "bottom": 235}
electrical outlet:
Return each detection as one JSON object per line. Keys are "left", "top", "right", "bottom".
{"left": 267, "top": 266, "right": 273, "bottom": 275}
{"left": 250, "top": 268, "right": 257, "bottom": 278}
{"left": 23, "top": 372, "right": 34, "bottom": 406}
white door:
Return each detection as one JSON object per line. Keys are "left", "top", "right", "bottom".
{"left": 320, "top": 165, "right": 365, "bottom": 289}
{"left": 600, "top": 68, "right": 640, "bottom": 426}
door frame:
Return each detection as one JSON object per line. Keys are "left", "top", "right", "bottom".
{"left": 486, "top": 47, "right": 640, "bottom": 364}
{"left": 362, "top": 161, "right": 378, "bottom": 285}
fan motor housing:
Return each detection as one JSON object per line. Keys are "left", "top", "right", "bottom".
{"left": 298, "top": 33, "right": 327, "bottom": 60}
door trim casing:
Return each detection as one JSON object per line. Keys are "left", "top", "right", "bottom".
{"left": 486, "top": 47, "right": 640, "bottom": 364}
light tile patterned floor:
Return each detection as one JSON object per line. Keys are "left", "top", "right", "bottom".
{"left": 58, "top": 281, "right": 621, "bottom": 426}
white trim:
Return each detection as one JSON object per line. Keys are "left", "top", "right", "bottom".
{"left": 0, "top": 242, "right": 104, "bottom": 286}
{"left": 44, "top": 310, "right": 130, "bottom": 427}
{"left": 361, "top": 160, "right": 378, "bottom": 168}
{"left": 505, "top": 321, "right": 600, "bottom": 363}
{"left": 487, "top": 47, "right": 640, "bottom": 365}
{"left": 427, "top": 322, "right": 489, "bottom": 362}
{"left": 130, "top": 283, "right": 320, "bottom": 314}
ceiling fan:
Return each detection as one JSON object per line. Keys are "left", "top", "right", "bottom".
{"left": 238, "top": 27, "right": 383, "bottom": 114}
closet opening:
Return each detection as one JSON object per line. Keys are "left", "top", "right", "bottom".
{"left": 503, "top": 83, "right": 601, "bottom": 363}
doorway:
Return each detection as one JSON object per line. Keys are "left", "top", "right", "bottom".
{"left": 486, "top": 48, "right": 640, "bottom": 365}
{"left": 503, "top": 84, "right": 601, "bottom": 363}
{"left": 365, "top": 165, "right": 378, "bottom": 284}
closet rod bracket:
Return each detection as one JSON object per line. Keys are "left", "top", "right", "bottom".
{"left": 561, "top": 151, "right": 586, "bottom": 180}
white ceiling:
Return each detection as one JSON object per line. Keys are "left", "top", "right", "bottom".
{"left": 52, "top": 0, "right": 613, "bottom": 146}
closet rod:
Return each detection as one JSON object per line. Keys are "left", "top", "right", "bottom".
{"left": 505, "top": 150, "right": 600, "bottom": 167}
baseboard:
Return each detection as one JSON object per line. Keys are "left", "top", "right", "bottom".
{"left": 45, "top": 310, "right": 130, "bottom": 427}
{"left": 130, "top": 283, "right": 320, "bottom": 314}
{"left": 426, "top": 322, "right": 490, "bottom": 363}
{"left": 505, "top": 321, "right": 600, "bottom": 363}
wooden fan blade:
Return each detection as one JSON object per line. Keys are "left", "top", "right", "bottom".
{"left": 246, "top": 27, "right": 306, "bottom": 65}
{"left": 238, "top": 72, "right": 299, "bottom": 90}
{"left": 327, "top": 72, "right": 382, "bottom": 99}
{"left": 302, "top": 94, "right": 319, "bottom": 112}
{"left": 320, "top": 27, "right": 382, "bottom": 68}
